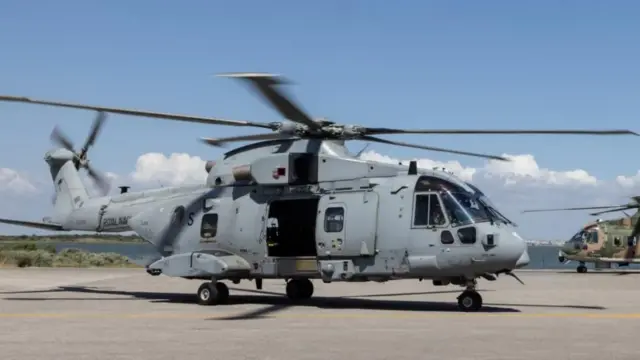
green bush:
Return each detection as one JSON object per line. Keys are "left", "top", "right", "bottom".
{"left": 0, "top": 247, "right": 134, "bottom": 268}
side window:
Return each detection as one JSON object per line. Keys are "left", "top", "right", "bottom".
{"left": 201, "top": 213, "right": 218, "bottom": 239}
{"left": 614, "top": 237, "right": 621, "bottom": 247}
{"left": 413, "top": 193, "right": 447, "bottom": 227}
{"left": 413, "top": 194, "right": 429, "bottom": 226}
{"left": 441, "top": 230, "right": 454, "bottom": 244}
{"left": 324, "top": 207, "right": 344, "bottom": 232}
{"left": 587, "top": 231, "right": 599, "bottom": 244}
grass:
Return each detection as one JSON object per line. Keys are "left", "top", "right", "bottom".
{"left": 0, "top": 242, "right": 140, "bottom": 268}
{"left": 0, "top": 234, "right": 145, "bottom": 244}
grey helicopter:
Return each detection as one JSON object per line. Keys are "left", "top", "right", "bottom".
{"left": 1, "top": 72, "right": 638, "bottom": 311}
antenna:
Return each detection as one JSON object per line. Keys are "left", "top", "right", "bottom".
{"left": 408, "top": 160, "right": 417, "bottom": 175}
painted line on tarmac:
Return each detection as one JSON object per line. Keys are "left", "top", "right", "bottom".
{"left": 1, "top": 312, "right": 640, "bottom": 319}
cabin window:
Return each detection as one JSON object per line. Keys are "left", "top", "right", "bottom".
{"left": 201, "top": 213, "right": 218, "bottom": 239}
{"left": 628, "top": 236, "right": 636, "bottom": 247}
{"left": 413, "top": 193, "right": 447, "bottom": 227}
{"left": 614, "top": 237, "right": 621, "bottom": 246}
{"left": 324, "top": 207, "right": 344, "bottom": 232}
{"left": 441, "top": 230, "right": 454, "bottom": 244}
{"left": 586, "top": 231, "right": 599, "bottom": 244}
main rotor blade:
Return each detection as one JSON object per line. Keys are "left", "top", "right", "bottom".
{"left": 359, "top": 135, "right": 509, "bottom": 161}
{"left": 199, "top": 132, "right": 295, "bottom": 147}
{"left": 0, "top": 95, "right": 274, "bottom": 129}
{"left": 363, "top": 128, "right": 640, "bottom": 136}
{"left": 0, "top": 217, "right": 65, "bottom": 231}
{"left": 522, "top": 205, "right": 626, "bottom": 213}
{"left": 80, "top": 111, "right": 106, "bottom": 156}
{"left": 590, "top": 206, "right": 636, "bottom": 216}
{"left": 217, "top": 73, "right": 322, "bottom": 130}
{"left": 50, "top": 126, "right": 75, "bottom": 151}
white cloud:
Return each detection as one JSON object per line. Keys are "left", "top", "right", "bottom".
{"left": 129, "top": 152, "right": 208, "bottom": 186}
{"left": 0, "top": 168, "right": 38, "bottom": 195}
{"left": 359, "top": 151, "right": 598, "bottom": 187}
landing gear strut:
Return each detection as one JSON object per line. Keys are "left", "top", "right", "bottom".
{"left": 457, "top": 280, "right": 482, "bottom": 312}
{"left": 196, "top": 281, "right": 230, "bottom": 306}
{"left": 285, "top": 278, "right": 314, "bottom": 301}
{"left": 577, "top": 262, "right": 588, "bottom": 273}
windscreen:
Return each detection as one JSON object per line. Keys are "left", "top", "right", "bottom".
{"left": 465, "top": 182, "right": 513, "bottom": 225}
{"left": 566, "top": 227, "right": 598, "bottom": 246}
{"left": 414, "top": 176, "right": 496, "bottom": 227}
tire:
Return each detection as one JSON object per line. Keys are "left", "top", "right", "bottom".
{"left": 286, "top": 279, "right": 314, "bottom": 301}
{"left": 457, "top": 291, "right": 482, "bottom": 312}
{"left": 197, "top": 282, "right": 218, "bottom": 306}
{"left": 215, "top": 282, "right": 230, "bottom": 304}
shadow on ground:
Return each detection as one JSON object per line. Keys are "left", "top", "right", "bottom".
{"left": 1, "top": 285, "right": 606, "bottom": 319}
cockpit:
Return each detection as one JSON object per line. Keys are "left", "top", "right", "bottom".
{"left": 412, "top": 175, "right": 514, "bottom": 228}
{"left": 562, "top": 226, "right": 600, "bottom": 252}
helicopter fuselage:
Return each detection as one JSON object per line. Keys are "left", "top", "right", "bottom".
{"left": 129, "top": 170, "right": 529, "bottom": 284}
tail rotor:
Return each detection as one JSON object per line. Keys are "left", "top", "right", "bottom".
{"left": 50, "top": 111, "right": 111, "bottom": 196}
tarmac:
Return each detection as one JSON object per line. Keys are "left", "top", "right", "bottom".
{"left": 1, "top": 268, "right": 640, "bottom": 360}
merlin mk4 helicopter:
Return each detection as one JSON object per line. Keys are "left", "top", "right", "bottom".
{"left": 523, "top": 197, "right": 640, "bottom": 273}
{"left": 1, "top": 73, "right": 638, "bottom": 311}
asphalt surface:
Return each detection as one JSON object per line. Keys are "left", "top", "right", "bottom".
{"left": 1, "top": 268, "right": 639, "bottom": 360}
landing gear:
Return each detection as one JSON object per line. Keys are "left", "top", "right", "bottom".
{"left": 577, "top": 262, "right": 587, "bottom": 273}
{"left": 196, "top": 281, "right": 229, "bottom": 306}
{"left": 285, "top": 278, "right": 314, "bottom": 301}
{"left": 457, "top": 280, "right": 482, "bottom": 312}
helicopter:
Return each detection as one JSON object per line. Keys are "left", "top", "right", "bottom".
{"left": 0, "top": 72, "right": 638, "bottom": 311}
{"left": 522, "top": 197, "right": 640, "bottom": 273}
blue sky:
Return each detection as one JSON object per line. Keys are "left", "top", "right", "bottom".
{"left": 1, "top": 1, "right": 640, "bottom": 239}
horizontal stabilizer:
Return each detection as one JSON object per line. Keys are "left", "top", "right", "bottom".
{"left": 0, "top": 217, "right": 66, "bottom": 231}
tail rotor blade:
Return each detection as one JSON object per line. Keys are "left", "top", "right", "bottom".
{"left": 80, "top": 111, "right": 106, "bottom": 157}
{"left": 86, "top": 164, "right": 111, "bottom": 195}
{"left": 50, "top": 126, "right": 75, "bottom": 151}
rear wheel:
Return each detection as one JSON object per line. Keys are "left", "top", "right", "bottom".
{"left": 457, "top": 290, "right": 482, "bottom": 312}
{"left": 286, "top": 279, "right": 314, "bottom": 301}
{"left": 197, "top": 282, "right": 218, "bottom": 305}
{"left": 577, "top": 265, "right": 588, "bottom": 273}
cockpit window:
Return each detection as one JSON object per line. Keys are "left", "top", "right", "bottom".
{"left": 413, "top": 193, "right": 447, "bottom": 227}
{"left": 413, "top": 176, "right": 508, "bottom": 227}
{"left": 439, "top": 191, "right": 490, "bottom": 227}
{"left": 568, "top": 228, "right": 599, "bottom": 244}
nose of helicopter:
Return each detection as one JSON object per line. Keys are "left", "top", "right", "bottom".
{"left": 515, "top": 245, "right": 530, "bottom": 268}
{"left": 497, "top": 230, "right": 528, "bottom": 270}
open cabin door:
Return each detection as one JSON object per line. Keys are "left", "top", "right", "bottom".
{"left": 315, "top": 191, "right": 379, "bottom": 258}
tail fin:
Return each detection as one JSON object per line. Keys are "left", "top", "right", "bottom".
{"left": 46, "top": 149, "right": 89, "bottom": 223}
